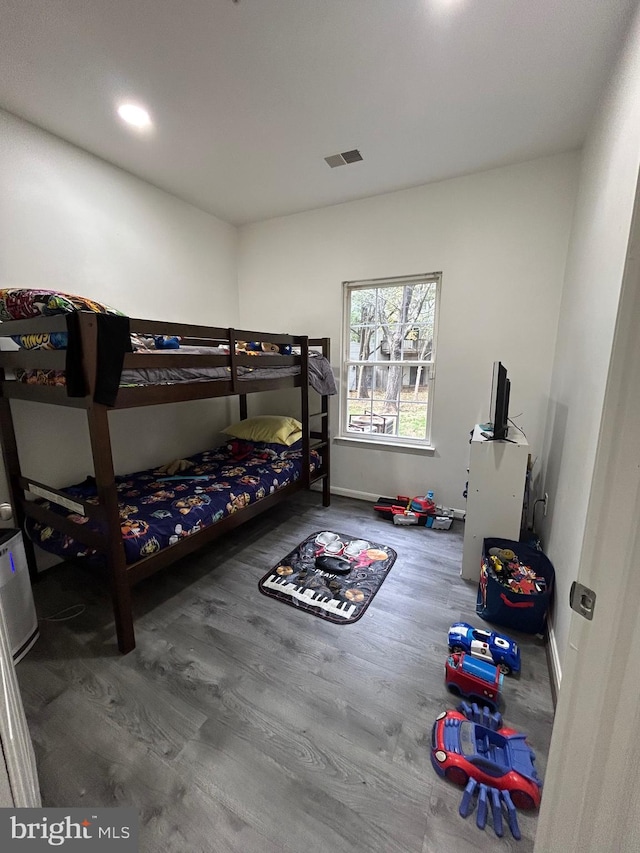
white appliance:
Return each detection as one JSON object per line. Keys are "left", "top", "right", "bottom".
{"left": 0, "top": 530, "right": 39, "bottom": 662}
{"left": 0, "top": 573, "right": 41, "bottom": 807}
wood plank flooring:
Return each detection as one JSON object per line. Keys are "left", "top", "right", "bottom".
{"left": 16, "top": 494, "right": 554, "bottom": 853}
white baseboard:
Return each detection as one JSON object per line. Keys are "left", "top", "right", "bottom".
{"left": 328, "top": 486, "right": 380, "bottom": 503}
{"left": 546, "top": 620, "right": 562, "bottom": 695}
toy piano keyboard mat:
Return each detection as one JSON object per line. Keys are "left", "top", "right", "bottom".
{"left": 258, "top": 531, "right": 397, "bottom": 625}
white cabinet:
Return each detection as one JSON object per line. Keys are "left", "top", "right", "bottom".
{"left": 461, "top": 424, "right": 529, "bottom": 582}
{"left": 0, "top": 589, "right": 40, "bottom": 806}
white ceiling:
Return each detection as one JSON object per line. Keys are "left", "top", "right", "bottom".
{"left": 0, "top": 0, "right": 635, "bottom": 225}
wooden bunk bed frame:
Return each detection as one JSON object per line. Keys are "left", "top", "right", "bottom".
{"left": 0, "top": 312, "right": 331, "bottom": 653}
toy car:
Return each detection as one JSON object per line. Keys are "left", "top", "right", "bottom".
{"left": 430, "top": 707, "right": 542, "bottom": 810}
{"left": 448, "top": 621, "right": 521, "bottom": 675}
{"left": 373, "top": 495, "right": 435, "bottom": 525}
{"left": 445, "top": 652, "right": 503, "bottom": 712}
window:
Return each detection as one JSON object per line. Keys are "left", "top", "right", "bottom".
{"left": 341, "top": 273, "right": 440, "bottom": 446}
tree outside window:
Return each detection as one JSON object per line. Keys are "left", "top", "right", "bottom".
{"left": 342, "top": 274, "right": 440, "bottom": 445}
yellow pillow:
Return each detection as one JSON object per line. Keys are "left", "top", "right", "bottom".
{"left": 223, "top": 415, "right": 303, "bottom": 446}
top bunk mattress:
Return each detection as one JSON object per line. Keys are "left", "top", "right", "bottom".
{"left": 12, "top": 346, "right": 337, "bottom": 396}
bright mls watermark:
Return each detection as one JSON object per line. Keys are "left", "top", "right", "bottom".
{"left": 0, "top": 808, "right": 138, "bottom": 850}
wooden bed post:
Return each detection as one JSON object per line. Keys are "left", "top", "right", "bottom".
{"left": 87, "top": 404, "right": 135, "bottom": 653}
{"left": 239, "top": 394, "right": 248, "bottom": 421}
{"left": 300, "top": 337, "right": 311, "bottom": 489}
{"left": 321, "top": 337, "right": 331, "bottom": 507}
{"left": 78, "top": 313, "right": 134, "bottom": 653}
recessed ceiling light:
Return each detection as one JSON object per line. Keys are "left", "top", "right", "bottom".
{"left": 117, "top": 103, "right": 152, "bottom": 129}
{"left": 432, "top": 0, "right": 466, "bottom": 11}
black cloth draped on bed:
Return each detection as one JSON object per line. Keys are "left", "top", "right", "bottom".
{"left": 65, "top": 312, "right": 133, "bottom": 405}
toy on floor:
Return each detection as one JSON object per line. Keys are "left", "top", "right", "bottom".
{"left": 488, "top": 547, "right": 547, "bottom": 595}
{"left": 392, "top": 507, "right": 420, "bottom": 525}
{"left": 374, "top": 494, "right": 436, "bottom": 525}
{"left": 448, "top": 621, "right": 521, "bottom": 675}
{"left": 444, "top": 652, "right": 503, "bottom": 712}
{"left": 430, "top": 701, "right": 542, "bottom": 839}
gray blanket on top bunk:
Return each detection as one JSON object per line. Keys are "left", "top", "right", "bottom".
{"left": 120, "top": 347, "right": 337, "bottom": 395}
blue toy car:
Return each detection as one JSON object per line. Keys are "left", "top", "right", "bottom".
{"left": 448, "top": 622, "right": 521, "bottom": 675}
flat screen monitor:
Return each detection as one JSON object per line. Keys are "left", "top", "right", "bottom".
{"left": 489, "top": 361, "right": 510, "bottom": 440}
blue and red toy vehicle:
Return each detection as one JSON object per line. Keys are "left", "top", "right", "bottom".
{"left": 448, "top": 621, "right": 521, "bottom": 675}
{"left": 373, "top": 494, "right": 436, "bottom": 524}
{"left": 445, "top": 652, "right": 503, "bottom": 711}
{"left": 431, "top": 707, "right": 542, "bottom": 810}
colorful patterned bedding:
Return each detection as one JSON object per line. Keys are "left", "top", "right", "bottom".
{"left": 0, "top": 287, "right": 123, "bottom": 349}
{"left": 25, "top": 441, "right": 320, "bottom": 565}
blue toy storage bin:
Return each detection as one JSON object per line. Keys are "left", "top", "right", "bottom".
{"left": 476, "top": 537, "right": 555, "bottom": 634}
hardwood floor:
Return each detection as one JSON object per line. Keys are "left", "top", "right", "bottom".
{"left": 16, "top": 494, "right": 554, "bottom": 853}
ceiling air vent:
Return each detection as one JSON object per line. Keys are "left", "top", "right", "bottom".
{"left": 341, "top": 149, "right": 363, "bottom": 164}
{"left": 324, "top": 149, "right": 363, "bottom": 168}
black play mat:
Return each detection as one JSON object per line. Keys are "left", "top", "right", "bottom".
{"left": 258, "top": 531, "right": 397, "bottom": 624}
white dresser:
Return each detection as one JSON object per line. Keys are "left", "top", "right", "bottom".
{"left": 461, "top": 424, "right": 529, "bottom": 582}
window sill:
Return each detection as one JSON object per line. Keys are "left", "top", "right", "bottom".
{"left": 334, "top": 435, "right": 435, "bottom": 454}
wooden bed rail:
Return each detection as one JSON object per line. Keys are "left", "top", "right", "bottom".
{"left": 19, "top": 475, "right": 102, "bottom": 519}
{"left": 0, "top": 313, "right": 315, "bottom": 347}
{"left": 20, "top": 501, "right": 106, "bottom": 551}
{"left": 129, "top": 318, "right": 307, "bottom": 347}
{"left": 0, "top": 314, "right": 318, "bottom": 409}
{"left": 0, "top": 351, "right": 67, "bottom": 370}
{"left": 0, "top": 315, "right": 68, "bottom": 336}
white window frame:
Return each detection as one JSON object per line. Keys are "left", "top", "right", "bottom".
{"left": 340, "top": 272, "right": 441, "bottom": 448}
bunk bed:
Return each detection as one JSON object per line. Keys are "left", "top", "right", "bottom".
{"left": 0, "top": 309, "right": 333, "bottom": 654}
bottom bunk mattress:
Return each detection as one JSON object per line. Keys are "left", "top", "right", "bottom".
{"left": 26, "top": 441, "right": 320, "bottom": 565}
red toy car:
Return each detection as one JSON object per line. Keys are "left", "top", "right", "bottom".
{"left": 373, "top": 494, "right": 436, "bottom": 524}
{"left": 431, "top": 708, "right": 542, "bottom": 810}
{"left": 444, "top": 652, "right": 503, "bottom": 712}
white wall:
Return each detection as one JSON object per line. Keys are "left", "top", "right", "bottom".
{"left": 238, "top": 153, "right": 579, "bottom": 513}
{"left": 0, "top": 109, "right": 239, "bottom": 505}
{"left": 538, "top": 9, "right": 640, "bottom": 683}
